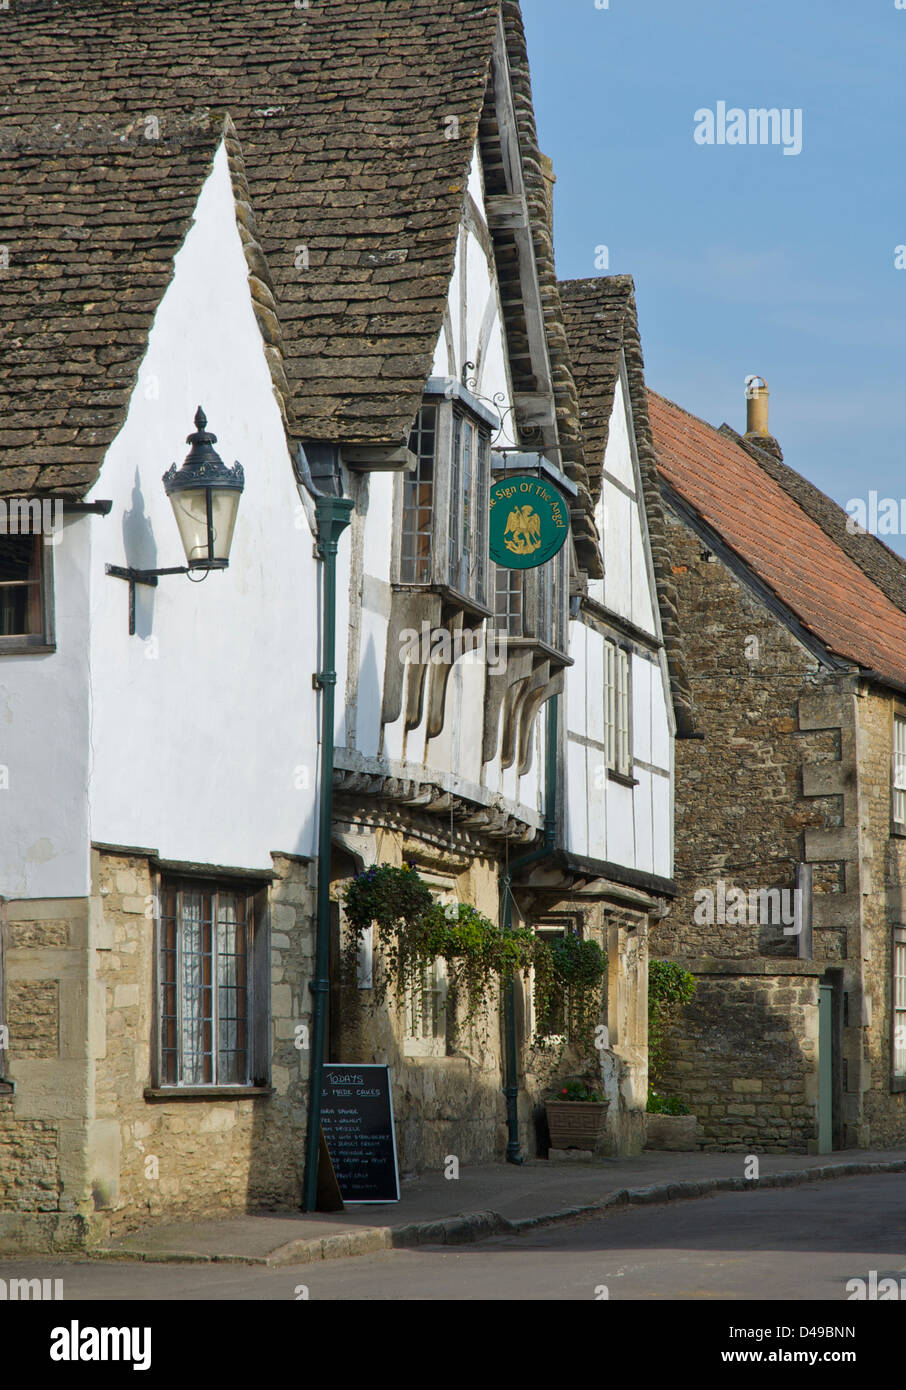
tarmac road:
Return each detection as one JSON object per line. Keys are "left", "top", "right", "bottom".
{"left": 2, "top": 1172, "right": 904, "bottom": 1301}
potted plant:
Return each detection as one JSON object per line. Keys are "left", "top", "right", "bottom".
{"left": 545, "top": 1078, "right": 609, "bottom": 1150}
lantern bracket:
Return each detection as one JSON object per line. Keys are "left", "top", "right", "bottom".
{"left": 104, "top": 562, "right": 220, "bottom": 636}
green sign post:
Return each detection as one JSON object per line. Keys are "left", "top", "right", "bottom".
{"left": 488, "top": 474, "right": 570, "bottom": 570}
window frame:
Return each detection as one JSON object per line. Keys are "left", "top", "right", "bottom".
{"left": 396, "top": 398, "right": 494, "bottom": 617}
{"left": 893, "top": 927, "right": 906, "bottom": 1091}
{"left": 0, "top": 525, "right": 55, "bottom": 654}
{"left": 893, "top": 715, "right": 906, "bottom": 832}
{"left": 491, "top": 538, "right": 569, "bottom": 662}
{"left": 151, "top": 872, "right": 270, "bottom": 1094}
{"left": 402, "top": 955, "right": 448, "bottom": 1058}
{"left": 604, "top": 639, "right": 634, "bottom": 781}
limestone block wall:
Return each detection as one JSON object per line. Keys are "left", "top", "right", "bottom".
{"left": 0, "top": 896, "right": 94, "bottom": 1251}
{"left": 331, "top": 821, "right": 648, "bottom": 1168}
{"left": 332, "top": 828, "right": 510, "bottom": 1173}
{"left": 0, "top": 847, "right": 318, "bottom": 1251}
{"left": 654, "top": 512, "right": 879, "bottom": 1149}
{"left": 93, "top": 849, "right": 316, "bottom": 1238}
{"left": 656, "top": 962, "right": 821, "bottom": 1151}
{"left": 858, "top": 688, "right": 906, "bottom": 1146}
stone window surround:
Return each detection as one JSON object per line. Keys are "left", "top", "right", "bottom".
{"left": 148, "top": 864, "right": 272, "bottom": 1098}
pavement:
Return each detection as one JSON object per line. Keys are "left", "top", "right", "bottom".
{"left": 92, "top": 1147, "right": 906, "bottom": 1269}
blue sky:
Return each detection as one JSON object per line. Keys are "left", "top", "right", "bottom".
{"left": 521, "top": 0, "right": 906, "bottom": 552}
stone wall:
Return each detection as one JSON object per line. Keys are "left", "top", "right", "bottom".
{"left": 0, "top": 848, "right": 318, "bottom": 1250}
{"left": 93, "top": 849, "right": 316, "bottom": 1237}
{"left": 858, "top": 688, "right": 906, "bottom": 1146}
{"left": 654, "top": 510, "right": 905, "bottom": 1151}
{"left": 331, "top": 817, "right": 649, "bottom": 1168}
{"left": 332, "top": 829, "right": 511, "bottom": 1173}
{"left": 0, "top": 895, "right": 93, "bottom": 1251}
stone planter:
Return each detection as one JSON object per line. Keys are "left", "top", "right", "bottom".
{"left": 545, "top": 1099, "right": 609, "bottom": 1150}
{"left": 644, "top": 1112, "right": 704, "bottom": 1151}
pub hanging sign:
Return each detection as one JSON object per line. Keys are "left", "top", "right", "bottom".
{"left": 488, "top": 474, "right": 570, "bottom": 570}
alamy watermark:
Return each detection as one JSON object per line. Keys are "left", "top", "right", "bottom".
{"left": 845, "top": 491, "right": 906, "bottom": 537}
{"left": 0, "top": 1275, "right": 63, "bottom": 1300}
{"left": 399, "top": 622, "right": 507, "bottom": 676}
{"left": 845, "top": 1270, "right": 906, "bottom": 1300}
{"left": 694, "top": 880, "right": 802, "bottom": 932}
{"left": 694, "top": 102, "right": 803, "bottom": 157}
{"left": 0, "top": 497, "right": 63, "bottom": 544}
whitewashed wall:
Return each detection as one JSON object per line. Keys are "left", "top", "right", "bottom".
{"left": 86, "top": 141, "right": 322, "bottom": 871}
{"left": 0, "top": 522, "right": 92, "bottom": 898}
{"left": 566, "top": 369, "right": 674, "bottom": 879}
{"left": 341, "top": 143, "right": 545, "bottom": 828}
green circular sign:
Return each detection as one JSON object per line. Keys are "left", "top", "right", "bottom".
{"left": 488, "top": 474, "right": 570, "bottom": 570}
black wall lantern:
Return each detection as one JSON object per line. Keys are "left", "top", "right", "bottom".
{"left": 107, "top": 407, "right": 244, "bottom": 634}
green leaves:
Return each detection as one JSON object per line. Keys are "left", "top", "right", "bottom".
{"left": 646, "top": 1089, "right": 690, "bottom": 1115}
{"left": 342, "top": 863, "right": 434, "bottom": 935}
{"left": 648, "top": 959, "right": 696, "bottom": 1088}
{"left": 532, "top": 934, "right": 607, "bottom": 1054}
{"left": 341, "top": 866, "right": 538, "bottom": 1022}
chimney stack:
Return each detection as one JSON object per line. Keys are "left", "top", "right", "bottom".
{"left": 744, "top": 375, "right": 783, "bottom": 461}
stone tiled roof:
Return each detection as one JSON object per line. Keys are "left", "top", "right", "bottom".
{"left": 0, "top": 118, "right": 221, "bottom": 497}
{"left": 0, "top": 0, "right": 502, "bottom": 495}
{"left": 651, "top": 390, "right": 906, "bottom": 691}
{"left": 559, "top": 275, "right": 697, "bottom": 736}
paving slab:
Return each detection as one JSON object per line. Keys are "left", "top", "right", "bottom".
{"left": 96, "top": 1148, "right": 906, "bottom": 1267}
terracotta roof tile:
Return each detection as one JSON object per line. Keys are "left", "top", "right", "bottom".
{"left": 650, "top": 390, "right": 906, "bottom": 690}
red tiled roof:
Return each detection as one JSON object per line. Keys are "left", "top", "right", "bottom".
{"left": 649, "top": 390, "right": 906, "bottom": 689}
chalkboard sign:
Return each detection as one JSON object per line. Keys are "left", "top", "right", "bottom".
{"left": 320, "top": 1064, "right": 400, "bottom": 1203}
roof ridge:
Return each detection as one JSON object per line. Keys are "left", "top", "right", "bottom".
{"left": 649, "top": 389, "right": 906, "bottom": 690}
{"left": 720, "top": 423, "right": 906, "bottom": 619}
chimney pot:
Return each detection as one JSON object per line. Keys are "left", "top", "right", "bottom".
{"left": 745, "top": 374, "right": 770, "bottom": 435}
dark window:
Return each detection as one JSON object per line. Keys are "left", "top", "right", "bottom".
{"left": 401, "top": 404, "right": 436, "bottom": 584}
{"left": 400, "top": 401, "right": 491, "bottom": 607}
{"left": 0, "top": 535, "right": 43, "bottom": 637}
{"left": 158, "top": 878, "right": 264, "bottom": 1087}
{"left": 495, "top": 566, "right": 523, "bottom": 636}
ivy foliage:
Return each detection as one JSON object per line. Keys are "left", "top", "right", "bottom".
{"left": 648, "top": 958, "right": 696, "bottom": 1087}
{"left": 533, "top": 933, "right": 607, "bottom": 1054}
{"left": 342, "top": 864, "right": 535, "bottom": 1022}
{"left": 340, "top": 863, "right": 607, "bottom": 1041}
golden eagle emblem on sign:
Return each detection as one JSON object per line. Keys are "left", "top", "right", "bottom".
{"left": 504, "top": 504, "right": 542, "bottom": 556}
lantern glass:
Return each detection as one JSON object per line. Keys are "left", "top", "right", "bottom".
{"left": 168, "top": 486, "right": 241, "bottom": 567}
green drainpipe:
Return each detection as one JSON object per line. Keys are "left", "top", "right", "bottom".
{"left": 302, "top": 494, "right": 353, "bottom": 1213}
{"left": 501, "top": 692, "right": 559, "bottom": 1163}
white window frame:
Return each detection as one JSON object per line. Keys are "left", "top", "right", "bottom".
{"left": 604, "top": 641, "right": 632, "bottom": 776}
{"left": 894, "top": 929, "right": 906, "bottom": 1081}
{"left": 402, "top": 882, "right": 454, "bottom": 1058}
{"left": 402, "top": 955, "right": 448, "bottom": 1058}
{"left": 894, "top": 716, "right": 906, "bottom": 826}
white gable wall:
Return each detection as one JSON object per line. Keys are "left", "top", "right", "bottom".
{"left": 589, "top": 374, "right": 657, "bottom": 638}
{"left": 86, "top": 141, "right": 322, "bottom": 870}
{"left": 565, "top": 366, "right": 674, "bottom": 881}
